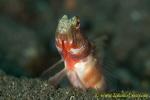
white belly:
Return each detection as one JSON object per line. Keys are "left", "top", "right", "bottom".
{"left": 66, "top": 54, "right": 97, "bottom": 88}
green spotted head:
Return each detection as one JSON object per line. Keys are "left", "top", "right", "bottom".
{"left": 55, "top": 15, "right": 86, "bottom": 50}
{"left": 56, "top": 15, "right": 80, "bottom": 35}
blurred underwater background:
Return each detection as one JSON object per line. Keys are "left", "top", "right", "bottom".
{"left": 0, "top": 0, "right": 150, "bottom": 92}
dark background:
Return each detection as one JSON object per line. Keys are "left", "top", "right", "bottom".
{"left": 0, "top": 0, "right": 149, "bottom": 91}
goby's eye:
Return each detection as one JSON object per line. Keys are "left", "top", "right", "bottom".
{"left": 76, "top": 17, "right": 80, "bottom": 29}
